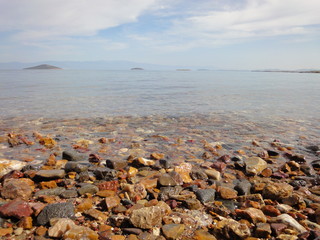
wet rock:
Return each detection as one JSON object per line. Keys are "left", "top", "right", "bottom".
{"left": 196, "top": 189, "right": 216, "bottom": 203}
{"left": 234, "top": 179, "right": 251, "bottom": 195}
{"left": 262, "top": 182, "right": 293, "bottom": 201}
{"left": 62, "top": 150, "right": 88, "bottom": 162}
{"left": 34, "top": 187, "right": 66, "bottom": 197}
{"left": 190, "top": 167, "right": 208, "bottom": 180}
{"left": 183, "top": 198, "right": 202, "bottom": 210}
{"left": 193, "top": 229, "right": 217, "bottom": 240}
{"left": 162, "top": 224, "right": 185, "bottom": 240}
{"left": 236, "top": 207, "right": 267, "bottom": 223}
{"left": 219, "top": 186, "right": 238, "bottom": 200}
{"left": 93, "top": 167, "right": 117, "bottom": 180}
{"left": 64, "top": 161, "right": 89, "bottom": 173}
{"left": 306, "top": 145, "right": 319, "bottom": 152}
{"left": 122, "top": 183, "right": 147, "bottom": 200}
{"left": 255, "top": 223, "right": 272, "bottom": 238}
{"left": 0, "top": 159, "right": 27, "bottom": 178}
{"left": 174, "top": 162, "right": 193, "bottom": 183}
{"left": 0, "top": 199, "right": 33, "bottom": 219}
{"left": 204, "top": 169, "right": 221, "bottom": 181}
{"left": 64, "top": 225, "right": 99, "bottom": 239}
{"left": 132, "top": 157, "right": 155, "bottom": 167}
{"left": 215, "top": 218, "right": 251, "bottom": 239}
{"left": 35, "top": 169, "right": 65, "bottom": 180}
{"left": 158, "top": 172, "right": 183, "bottom": 186}
{"left": 48, "top": 218, "right": 75, "bottom": 238}
{"left": 262, "top": 205, "right": 281, "bottom": 216}
{"left": 130, "top": 206, "right": 163, "bottom": 229}
{"left": 245, "top": 157, "right": 268, "bottom": 175}
{"left": 78, "top": 184, "right": 99, "bottom": 195}
{"left": 1, "top": 178, "right": 33, "bottom": 200}
{"left": 106, "top": 159, "right": 128, "bottom": 170}
{"left": 37, "top": 202, "right": 75, "bottom": 225}
{"left": 60, "top": 189, "right": 78, "bottom": 198}
{"left": 276, "top": 214, "right": 307, "bottom": 234}
{"left": 159, "top": 186, "right": 183, "bottom": 201}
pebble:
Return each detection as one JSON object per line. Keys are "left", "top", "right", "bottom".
{"left": 48, "top": 218, "right": 75, "bottom": 238}
{"left": 36, "top": 202, "right": 75, "bottom": 225}
{"left": 245, "top": 157, "right": 268, "bottom": 175}
{"left": 262, "top": 182, "right": 294, "bottom": 200}
{"left": 78, "top": 184, "right": 99, "bottom": 195}
{"left": 62, "top": 150, "right": 88, "bottom": 162}
{"left": 196, "top": 189, "right": 216, "bottom": 203}
{"left": 35, "top": 169, "right": 65, "bottom": 179}
{"left": 130, "top": 206, "right": 163, "bottom": 229}
{"left": 162, "top": 224, "right": 185, "bottom": 240}
{"left": 0, "top": 199, "right": 33, "bottom": 219}
{"left": 204, "top": 169, "right": 221, "bottom": 181}
{"left": 1, "top": 178, "right": 33, "bottom": 200}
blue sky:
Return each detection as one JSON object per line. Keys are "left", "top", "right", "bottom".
{"left": 0, "top": 0, "right": 319, "bottom": 69}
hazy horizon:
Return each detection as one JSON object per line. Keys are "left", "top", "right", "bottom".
{"left": 0, "top": 0, "right": 319, "bottom": 70}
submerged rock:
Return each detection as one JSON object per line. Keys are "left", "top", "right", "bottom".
{"left": 245, "top": 157, "right": 267, "bottom": 175}
{"left": 0, "top": 159, "right": 27, "bottom": 178}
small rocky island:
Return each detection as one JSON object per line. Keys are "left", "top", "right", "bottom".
{"left": 23, "top": 64, "right": 62, "bottom": 70}
{"left": 130, "top": 67, "right": 144, "bottom": 70}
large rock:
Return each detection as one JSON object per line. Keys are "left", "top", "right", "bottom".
{"left": 1, "top": 178, "right": 33, "bottom": 200}
{"left": 0, "top": 199, "right": 33, "bottom": 219}
{"left": 162, "top": 224, "right": 185, "bottom": 240}
{"left": 196, "top": 189, "right": 216, "bottom": 203}
{"left": 245, "top": 157, "right": 267, "bottom": 175}
{"left": 276, "top": 214, "right": 307, "bottom": 234}
{"left": 37, "top": 202, "right": 75, "bottom": 225}
{"left": 48, "top": 218, "right": 75, "bottom": 238}
{"left": 35, "top": 169, "right": 65, "bottom": 180}
{"left": 204, "top": 169, "right": 221, "bottom": 181}
{"left": 236, "top": 207, "right": 267, "bottom": 223}
{"left": 215, "top": 218, "right": 251, "bottom": 239}
{"left": 262, "top": 182, "right": 293, "bottom": 201}
{"left": 0, "top": 159, "right": 27, "bottom": 178}
{"left": 130, "top": 206, "right": 163, "bottom": 229}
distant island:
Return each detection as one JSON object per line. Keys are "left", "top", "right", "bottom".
{"left": 23, "top": 64, "right": 62, "bottom": 70}
{"left": 253, "top": 70, "right": 320, "bottom": 74}
{"left": 131, "top": 67, "right": 144, "bottom": 70}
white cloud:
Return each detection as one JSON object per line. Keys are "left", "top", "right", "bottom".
{"left": 0, "top": 0, "right": 158, "bottom": 40}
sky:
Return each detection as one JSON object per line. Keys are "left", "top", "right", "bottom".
{"left": 0, "top": 0, "right": 319, "bottom": 70}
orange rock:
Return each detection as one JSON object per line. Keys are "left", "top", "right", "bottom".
{"left": 39, "top": 137, "right": 57, "bottom": 148}
{"left": 35, "top": 226, "right": 47, "bottom": 236}
{"left": 127, "top": 167, "right": 138, "bottom": 178}
{"left": 140, "top": 177, "right": 158, "bottom": 189}
{"left": 111, "top": 235, "right": 126, "bottom": 240}
{"left": 174, "top": 162, "right": 193, "bottom": 183}
{"left": 150, "top": 153, "right": 165, "bottom": 160}
{"left": 219, "top": 187, "right": 238, "bottom": 200}
{"left": 76, "top": 198, "right": 93, "bottom": 212}
{"left": 45, "top": 154, "right": 56, "bottom": 166}
{"left": 105, "top": 196, "right": 121, "bottom": 210}
{"left": 64, "top": 225, "right": 99, "bottom": 240}
{"left": 37, "top": 195, "right": 57, "bottom": 204}
{"left": 96, "top": 190, "right": 116, "bottom": 197}
{"left": 40, "top": 180, "right": 57, "bottom": 189}
{"left": 18, "top": 216, "right": 33, "bottom": 229}
{"left": 0, "top": 228, "right": 13, "bottom": 237}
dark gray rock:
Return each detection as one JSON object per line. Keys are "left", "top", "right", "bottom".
{"left": 34, "top": 187, "right": 66, "bottom": 197}
{"left": 62, "top": 150, "right": 88, "bottom": 162}
{"left": 78, "top": 184, "right": 99, "bottom": 195}
{"left": 37, "top": 202, "right": 75, "bottom": 225}
{"left": 93, "top": 167, "right": 117, "bottom": 180}
{"left": 195, "top": 189, "right": 216, "bottom": 203}
{"left": 234, "top": 179, "right": 252, "bottom": 195}
{"left": 60, "top": 189, "right": 78, "bottom": 199}
{"left": 64, "top": 161, "right": 90, "bottom": 173}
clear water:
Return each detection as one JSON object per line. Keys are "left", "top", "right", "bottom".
{"left": 0, "top": 69, "right": 319, "bottom": 120}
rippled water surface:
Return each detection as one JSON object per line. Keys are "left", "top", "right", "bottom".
{"left": 1, "top": 70, "right": 319, "bottom": 120}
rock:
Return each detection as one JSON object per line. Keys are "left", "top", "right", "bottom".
{"left": 17, "top": 216, "right": 33, "bottom": 229}
{"left": 63, "top": 225, "right": 99, "bottom": 239}
{"left": 105, "top": 196, "right": 121, "bottom": 210}
{"left": 48, "top": 218, "right": 75, "bottom": 238}
{"left": 0, "top": 159, "right": 27, "bottom": 178}
{"left": 37, "top": 202, "right": 75, "bottom": 225}
{"left": 106, "top": 159, "right": 128, "bottom": 170}
{"left": 85, "top": 208, "right": 108, "bottom": 221}
{"left": 60, "top": 190, "right": 78, "bottom": 199}
{"left": 93, "top": 167, "right": 117, "bottom": 180}
{"left": 78, "top": 184, "right": 99, "bottom": 195}
{"left": 255, "top": 223, "right": 272, "bottom": 238}
{"left": 245, "top": 157, "right": 268, "bottom": 175}
{"left": 234, "top": 179, "right": 251, "bottom": 195}
{"left": 62, "top": 150, "right": 87, "bottom": 162}
{"left": 158, "top": 172, "right": 183, "bottom": 186}
{"left": 159, "top": 186, "right": 183, "bottom": 201}
{"left": 193, "top": 229, "right": 217, "bottom": 240}
{"left": 184, "top": 198, "right": 202, "bottom": 210}
{"left": 215, "top": 218, "right": 251, "bottom": 239}
{"left": 0, "top": 199, "right": 33, "bottom": 219}
{"left": 1, "top": 178, "right": 33, "bottom": 200}
{"left": 219, "top": 187, "right": 238, "bottom": 200}
{"left": 130, "top": 206, "right": 163, "bottom": 229}
{"left": 262, "top": 182, "right": 293, "bottom": 201}
{"left": 0, "top": 228, "right": 13, "bottom": 237}
{"left": 196, "top": 189, "right": 216, "bottom": 203}
{"left": 132, "top": 157, "right": 155, "bottom": 167}
{"left": 35, "top": 169, "right": 65, "bottom": 180}
{"left": 34, "top": 187, "right": 66, "bottom": 197}
{"left": 76, "top": 199, "right": 93, "bottom": 212}
{"left": 262, "top": 205, "right": 281, "bottom": 216}
{"left": 174, "top": 163, "right": 193, "bottom": 183}
{"left": 190, "top": 167, "right": 208, "bottom": 180}
{"left": 276, "top": 214, "right": 307, "bottom": 234}
{"left": 236, "top": 207, "right": 267, "bottom": 223}
{"left": 40, "top": 180, "right": 57, "bottom": 189}
{"left": 64, "top": 161, "right": 89, "bottom": 173}
{"left": 237, "top": 193, "right": 265, "bottom": 206}
{"left": 162, "top": 224, "right": 185, "bottom": 240}
{"left": 204, "top": 169, "right": 221, "bottom": 181}
{"left": 271, "top": 223, "right": 287, "bottom": 236}
{"left": 121, "top": 183, "right": 147, "bottom": 200}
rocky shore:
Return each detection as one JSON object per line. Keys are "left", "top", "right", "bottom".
{"left": 0, "top": 115, "right": 319, "bottom": 240}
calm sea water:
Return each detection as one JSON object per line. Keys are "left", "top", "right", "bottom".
{"left": 0, "top": 70, "right": 319, "bottom": 120}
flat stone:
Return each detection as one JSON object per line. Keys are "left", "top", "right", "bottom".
{"left": 174, "top": 163, "right": 193, "bottom": 183}
{"left": 62, "top": 150, "right": 88, "bottom": 162}
{"left": 184, "top": 198, "right": 202, "bottom": 210}
{"left": 158, "top": 186, "right": 183, "bottom": 201}
{"left": 130, "top": 206, "right": 163, "bottom": 229}
{"left": 219, "top": 187, "right": 238, "bottom": 200}
{"left": 236, "top": 207, "right": 267, "bottom": 223}
{"left": 204, "top": 169, "right": 221, "bottom": 181}
{"left": 35, "top": 169, "right": 65, "bottom": 180}
{"left": 0, "top": 228, "right": 13, "bottom": 237}
{"left": 276, "top": 214, "right": 307, "bottom": 234}
{"left": 1, "top": 178, "right": 33, "bottom": 200}
{"left": 105, "top": 196, "right": 121, "bottom": 211}
{"left": 93, "top": 167, "right": 117, "bottom": 180}
{"left": 190, "top": 167, "right": 208, "bottom": 180}
{"left": 158, "top": 172, "right": 183, "bottom": 186}
{"left": 262, "top": 182, "right": 293, "bottom": 201}
{"left": 78, "top": 184, "right": 99, "bottom": 195}
{"left": 106, "top": 159, "right": 128, "bottom": 170}
{"left": 194, "top": 229, "right": 217, "bottom": 240}
{"left": 48, "top": 218, "right": 75, "bottom": 238}
{"left": 64, "top": 161, "right": 89, "bottom": 173}
{"left": 215, "top": 218, "right": 251, "bottom": 239}
{"left": 270, "top": 223, "right": 287, "bottom": 236}
{"left": 196, "top": 189, "right": 216, "bottom": 203}
{"left": 255, "top": 223, "right": 272, "bottom": 238}
{"left": 63, "top": 225, "right": 99, "bottom": 239}
{"left": 0, "top": 199, "right": 33, "bottom": 219}
{"left": 85, "top": 209, "right": 108, "bottom": 221}
{"left": 37, "top": 202, "right": 75, "bottom": 225}
{"left": 234, "top": 179, "right": 251, "bottom": 195}
{"left": 0, "top": 159, "right": 27, "bottom": 178}
{"left": 245, "top": 157, "right": 268, "bottom": 175}
{"left": 162, "top": 224, "right": 185, "bottom": 240}
{"left": 34, "top": 187, "right": 66, "bottom": 197}
{"left": 60, "top": 189, "right": 78, "bottom": 199}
